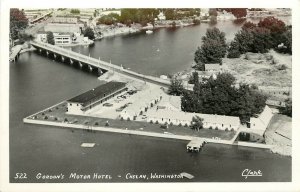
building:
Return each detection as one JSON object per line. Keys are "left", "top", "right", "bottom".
{"left": 67, "top": 81, "right": 127, "bottom": 114}
{"left": 157, "top": 11, "right": 166, "bottom": 20}
{"left": 249, "top": 105, "right": 273, "bottom": 136}
{"left": 53, "top": 33, "right": 72, "bottom": 45}
{"left": 52, "top": 17, "right": 78, "bottom": 24}
{"left": 120, "top": 88, "right": 163, "bottom": 120}
{"left": 44, "top": 23, "right": 84, "bottom": 33}
{"left": 204, "top": 64, "right": 220, "bottom": 72}
{"left": 146, "top": 109, "right": 240, "bottom": 130}
{"left": 36, "top": 32, "right": 47, "bottom": 43}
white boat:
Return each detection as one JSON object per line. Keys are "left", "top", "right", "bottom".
{"left": 146, "top": 30, "right": 153, "bottom": 34}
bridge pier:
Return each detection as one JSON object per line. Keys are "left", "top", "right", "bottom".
{"left": 61, "top": 56, "right": 65, "bottom": 62}
{"left": 53, "top": 54, "right": 57, "bottom": 59}
{"left": 39, "top": 49, "right": 42, "bottom": 53}
{"left": 70, "top": 59, "right": 73, "bottom": 65}
{"left": 78, "top": 62, "right": 83, "bottom": 69}
{"left": 98, "top": 68, "right": 103, "bottom": 75}
{"left": 88, "top": 65, "right": 93, "bottom": 72}
{"left": 46, "top": 51, "right": 49, "bottom": 57}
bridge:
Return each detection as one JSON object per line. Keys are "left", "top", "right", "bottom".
{"left": 30, "top": 41, "right": 174, "bottom": 88}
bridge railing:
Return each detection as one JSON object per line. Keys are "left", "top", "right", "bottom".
{"left": 31, "top": 41, "right": 172, "bottom": 86}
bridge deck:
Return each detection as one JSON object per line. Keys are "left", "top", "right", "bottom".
{"left": 31, "top": 41, "right": 173, "bottom": 88}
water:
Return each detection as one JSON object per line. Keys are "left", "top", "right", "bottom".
{"left": 10, "top": 20, "right": 291, "bottom": 182}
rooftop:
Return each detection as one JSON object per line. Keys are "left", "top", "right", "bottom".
{"left": 67, "top": 81, "right": 126, "bottom": 105}
{"left": 205, "top": 64, "right": 220, "bottom": 71}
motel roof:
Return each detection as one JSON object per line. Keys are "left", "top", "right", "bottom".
{"left": 67, "top": 81, "right": 126, "bottom": 105}
{"left": 147, "top": 109, "right": 240, "bottom": 126}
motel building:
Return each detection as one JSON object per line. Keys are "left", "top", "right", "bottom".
{"left": 146, "top": 109, "right": 241, "bottom": 131}
{"left": 53, "top": 32, "right": 73, "bottom": 45}
{"left": 67, "top": 81, "right": 127, "bottom": 115}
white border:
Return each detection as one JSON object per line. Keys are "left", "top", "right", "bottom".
{"left": 1, "top": 0, "right": 299, "bottom": 191}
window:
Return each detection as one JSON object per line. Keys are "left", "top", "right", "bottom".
{"left": 70, "top": 103, "right": 72, "bottom": 106}
{"left": 222, "top": 124, "right": 223, "bottom": 127}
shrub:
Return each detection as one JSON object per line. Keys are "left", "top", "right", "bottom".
{"left": 54, "top": 117, "right": 58, "bottom": 121}
{"left": 94, "top": 122, "right": 99, "bottom": 126}
{"left": 225, "top": 128, "right": 229, "bottom": 132}
{"left": 44, "top": 116, "right": 48, "bottom": 120}
{"left": 184, "top": 123, "right": 189, "bottom": 127}
{"left": 149, "top": 120, "right": 153, "bottom": 124}
{"left": 164, "top": 122, "right": 168, "bottom": 125}
{"left": 215, "top": 127, "right": 218, "bottom": 130}
{"left": 209, "top": 126, "right": 213, "bottom": 130}
{"left": 48, "top": 109, "right": 52, "bottom": 112}
{"left": 64, "top": 118, "right": 68, "bottom": 122}
{"left": 231, "top": 128, "right": 235, "bottom": 132}
{"left": 155, "top": 120, "right": 159, "bottom": 124}
{"left": 33, "top": 115, "right": 37, "bottom": 119}
{"left": 120, "top": 117, "right": 124, "bottom": 121}
{"left": 41, "top": 112, "right": 45, "bottom": 116}
{"left": 127, "top": 117, "right": 131, "bottom": 121}
{"left": 170, "top": 122, "right": 173, "bottom": 126}
{"left": 178, "top": 123, "right": 182, "bottom": 127}
{"left": 105, "top": 122, "right": 109, "bottom": 126}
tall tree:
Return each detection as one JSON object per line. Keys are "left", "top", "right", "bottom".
{"left": 47, "top": 31, "right": 55, "bottom": 45}
{"left": 10, "top": 8, "right": 28, "bottom": 40}
{"left": 194, "top": 27, "right": 227, "bottom": 70}
{"left": 168, "top": 76, "right": 184, "bottom": 96}
{"left": 84, "top": 27, "right": 95, "bottom": 40}
{"left": 191, "top": 116, "right": 204, "bottom": 131}
{"left": 280, "top": 98, "right": 292, "bottom": 117}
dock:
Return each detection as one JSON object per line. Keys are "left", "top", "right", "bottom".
{"left": 186, "top": 138, "right": 207, "bottom": 152}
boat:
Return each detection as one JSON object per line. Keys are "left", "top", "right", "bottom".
{"left": 146, "top": 30, "right": 153, "bottom": 34}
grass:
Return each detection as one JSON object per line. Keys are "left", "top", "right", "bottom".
{"left": 27, "top": 102, "right": 236, "bottom": 140}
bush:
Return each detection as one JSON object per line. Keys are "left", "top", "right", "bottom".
{"left": 149, "top": 120, "right": 153, "bottom": 124}
{"left": 48, "top": 109, "right": 52, "bottom": 112}
{"left": 170, "top": 122, "right": 173, "bottom": 126}
{"left": 164, "top": 122, "right": 168, "bottom": 125}
{"left": 120, "top": 117, "right": 124, "bottom": 121}
{"left": 105, "top": 122, "right": 109, "bottom": 126}
{"left": 184, "top": 123, "right": 189, "bottom": 127}
{"left": 209, "top": 126, "right": 213, "bottom": 130}
{"left": 127, "top": 117, "right": 131, "bottom": 121}
{"left": 277, "top": 64, "right": 287, "bottom": 70}
{"left": 41, "top": 112, "right": 45, "bottom": 116}
{"left": 225, "top": 128, "right": 229, "bottom": 132}
{"left": 155, "top": 120, "right": 159, "bottom": 124}
{"left": 44, "top": 116, "right": 48, "bottom": 120}
{"left": 94, "top": 122, "right": 99, "bottom": 126}
{"left": 64, "top": 118, "right": 68, "bottom": 122}
{"left": 33, "top": 115, "right": 37, "bottom": 119}
{"left": 54, "top": 117, "right": 58, "bottom": 121}
{"left": 215, "top": 127, "right": 218, "bottom": 130}
{"left": 178, "top": 123, "right": 182, "bottom": 127}
{"left": 231, "top": 128, "right": 235, "bottom": 132}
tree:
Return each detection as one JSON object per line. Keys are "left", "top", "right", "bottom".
{"left": 84, "top": 27, "right": 95, "bottom": 40}
{"left": 70, "top": 9, "right": 80, "bottom": 14}
{"left": 221, "top": 8, "right": 247, "bottom": 18}
{"left": 191, "top": 116, "right": 204, "bottom": 131}
{"left": 280, "top": 98, "right": 292, "bottom": 117}
{"left": 227, "top": 40, "right": 241, "bottom": 58}
{"left": 168, "top": 76, "right": 184, "bottom": 96}
{"left": 47, "top": 31, "right": 55, "bottom": 45}
{"left": 188, "top": 71, "right": 199, "bottom": 84}
{"left": 194, "top": 28, "right": 227, "bottom": 70}
{"left": 10, "top": 8, "right": 28, "bottom": 40}
{"left": 181, "top": 73, "right": 267, "bottom": 122}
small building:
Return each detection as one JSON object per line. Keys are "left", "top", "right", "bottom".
{"left": 157, "top": 11, "right": 166, "bottom": 20}
{"left": 249, "top": 105, "right": 273, "bottom": 136}
{"left": 67, "top": 81, "right": 127, "bottom": 114}
{"left": 53, "top": 33, "right": 72, "bottom": 45}
{"left": 204, "top": 64, "right": 220, "bottom": 72}
{"left": 36, "top": 32, "right": 47, "bottom": 43}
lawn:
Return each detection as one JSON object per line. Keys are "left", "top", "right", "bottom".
{"left": 27, "top": 102, "right": 236, "bottom": 140}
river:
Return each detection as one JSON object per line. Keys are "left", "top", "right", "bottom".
{"left": 9, "top": 19, "right": 291, "bottom": 182}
